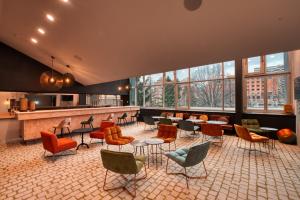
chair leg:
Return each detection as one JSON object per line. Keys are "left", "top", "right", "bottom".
{"left": 184, "top": 167, "right": 189, "bottom": 189}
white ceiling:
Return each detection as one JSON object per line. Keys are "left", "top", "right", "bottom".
{"left": 0, "top": 0, "right": 300, "bottom": 85}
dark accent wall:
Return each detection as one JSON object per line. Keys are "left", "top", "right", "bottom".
{"left": 0, "top": 42, "right": 129, "bottom": 98}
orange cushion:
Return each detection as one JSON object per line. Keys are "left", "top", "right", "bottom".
{"left": 250, "top": 133, "right": 269, "bottom": 142}
{"left": 90, "top": 131, "right": 104, "bottom": 139}
{"left": 57, "top": 138, "right": 77, "bottom": 152}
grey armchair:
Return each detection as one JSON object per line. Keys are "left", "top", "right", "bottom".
{"left": 165, "top": 141, "right": 210, "bottom": 188}
{"left": 143, "top": 116, "right": 156, "bottom": 130}
{"left": 100, "top": 149, "right": 147, "bottom": 197}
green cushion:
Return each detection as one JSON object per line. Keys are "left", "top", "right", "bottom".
{"left": 135, "top": 155, "right": 146, "bottom": 163}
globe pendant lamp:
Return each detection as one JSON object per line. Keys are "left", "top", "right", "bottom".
{"left": 63, "top": 65, "right": 75, "bottom": 87}
{"left": 40, "top": 56, "right": 63, "bottom": 91}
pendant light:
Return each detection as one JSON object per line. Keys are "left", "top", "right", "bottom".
{"left": 63, "top": 65, "right": 75, "bottom": 87}
{"left": 40, "top": 56, "right": 63, "bottom": 91}
{"left": 49, "top": 56, "right": 56, "bottom": 85}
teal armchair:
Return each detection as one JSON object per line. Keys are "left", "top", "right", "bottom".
{"left": 165, "top": 141, "right": 210, "bottom": 188}
{"left": 100, "top": 149, "right": 147, "bottom": 197}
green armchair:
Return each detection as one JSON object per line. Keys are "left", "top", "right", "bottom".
{"left": 100, "top": 149, "right": 147, "bottom": 197}
{"left": 241, "top": 119, "right": 270, "bottom": 135}
{"left": 165, "top": 141, "right": 210, "bottom": 188}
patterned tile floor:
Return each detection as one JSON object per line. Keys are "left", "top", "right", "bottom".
{"left": 0, "top": 123, "right": 300, "bottom": 200}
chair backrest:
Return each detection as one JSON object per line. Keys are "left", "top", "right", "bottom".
{"left": 40, "top": 131, "right": 58, "bottom": 154}
{"left": 87, "top": 115, "right": 94, "bottom": 123}
{"left": 159, "top": 118, "right": 172, "bottom": 125}
{"left": 120, "top": 113, "right": 127, "bottom": 118}
{"left": 241, "top": 119, "right": 260, "bottom": 129}
{"left": 201, "top": 123, "right": 223, "bottom": 137}
{"left": 106, "top": 114, "right": 113, "bottom": 121}
{"left": 104, "top": 126, "right": 123, "bottom": 142}
{"left": 56, "top": 120, "right": 66, "bottom": 129}
{"left": 100, "top": 121, "right": 115, "bottom": 131}
{"left": 133, "top": 111, "right": 139, "bottom": 117}
{"left": 209, "top": 115, "right": 229, "bottom": 124}
{"left": 143, "top": 116, "right": 155, "bottom": 125}
{"left": 64, "top": 117, "right": 71, "bottom": 126}
{"left": 185, "top": 141, "right": 211, "bottom": 167}
{"left": 234, "top": 124, "right": 252, "bottom": 141}
{"left": 157, "top": 124, "right": 177, "bottom": 139}
{"left": 178, "top": 120, "right": 194, "bottom": 131}
{"left": 175, "top": 113, "right": 184, "bottom": 118}
{"left": 199, "top": 114, "right": 208, "bottom": 121}
{"left": 101, "top": 149, "right": 138, "bottom": 174}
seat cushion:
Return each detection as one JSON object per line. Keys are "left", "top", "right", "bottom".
{"left": 57, "top": 138, "right": 77, "bottom": 152}
{"left": 250, "top": 133, "right": 269, "bottom": 142}
{"left": 136, "top": 160, "right": 144, "bottom": 172}
{"left": 163, "top": 138, "right": 176, "bottom": 143}
{"left": 90, "top": 131, "right": 104, "bottom": 139}
{"left": 165, "top": 148, "right": 189, "bottom": 166}
{"left": 135, "top": 155, "right": 146, "bottom": 163}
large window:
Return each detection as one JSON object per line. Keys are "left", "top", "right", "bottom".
{"left": 244, "top": 52, "right": 290, "bottom": 112}
{"left": 130, "top": 60, "right": 236, "bottom": 111}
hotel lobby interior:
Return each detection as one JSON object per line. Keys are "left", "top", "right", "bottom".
{"left": 1, "top": 0, "right": 300, "bottom": 199}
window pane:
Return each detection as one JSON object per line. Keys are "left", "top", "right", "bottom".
{"left": 144, "top": 86, "right": 151, "bottom": 107}
{"left": 224, "top": 61, "right": 235, "bottom": 78}
{"left": 164, "top": 84, "right": 175, "bottom": 107}
{"left": 144, "top": 75, "right": 150, "bottom": 86}
{"left": 176, "top": 69, "right": 189, "bottom": 82}
{"left": 190, "top": 63, "right": 222, "bottom": 81}
{"left": 177, "top": 84, "right": 189, "bottom": 107}
{"left": 130, "top": 88, "right": 135, "bottom": 105}
{"left": 224, "top": 79, "right": 235, "bottom": 110}
{"left": 129, "top": 77, "right": 136, "bottom": 87}
{"left": 267, "top": 75, "right": 288, "bottom": 110}
{"left": 246, "top": 77, "right": 264, "bottom": 110}
{"left": 190, "top": 81, "right": 222, "bottom": 109}
{"left": 247, "top": 56, "right": 261, "bottom": 73}
{"left": 137, "top": 79, "right": 143, "bottom": 106}
{"left": 165, "top": 71, "right": 174, "bottom": 83}
{"left": 266, "top": 53, "right": 288, "bottom": 73}
{"left": 151, "top": 86, "right": 163, "bottom": 107}
{"left": 151, "top": 73, "right": 163, "bottom": 85}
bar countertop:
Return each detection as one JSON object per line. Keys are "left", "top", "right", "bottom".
{"left": 15, "top": 106, "right": 140, "bottom": 120}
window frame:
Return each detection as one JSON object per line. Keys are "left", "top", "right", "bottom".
{"left": 243, "top": 53, "right": 291, "bottom": 113}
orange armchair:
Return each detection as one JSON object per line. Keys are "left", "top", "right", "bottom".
{"left": 201, "top": 124, "right": 224, "bottom": 145}
{"left": 234, "top": 124, "right": 270, "bottom": 153}
{"left": 41, "top": 131, "right": 77, "bottom": 157}
{"left": 104, "top": 126, "right": 135, "bottom": 151}
{"left": 156, "top": 124, "right": 177, "bottom": 151}
{"left": 90, "top": 121, "right": 115, "bottom": 145}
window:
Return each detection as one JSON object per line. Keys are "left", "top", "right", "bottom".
{"left": 130, "top": 60, "right": 236, "bottom": 111}
{"left": 244, "top": 52, "right": 290, "bottom": 112}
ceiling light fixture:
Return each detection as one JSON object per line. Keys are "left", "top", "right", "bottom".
{"left": 61, "top": 0, "right": 69, "bottom": 3}
{"left": 118, "top": 86, "right": 122, "bottom": 91}
{"left": 40, "top": 56, "right": 63, "bottom": 91}
{"left": 46, "top": 14, "right": 55, "bottom": 22}
{"left": 63, "top": 65, "right": 75, "bottom": 87}
{"left": 37, "top": 28, "right": 45, "bottom": 35}
{"left": 31, "top": 38, "right": 38, "bottom": 44}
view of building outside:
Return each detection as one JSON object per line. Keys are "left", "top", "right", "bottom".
{"left": 245, "top": 52, "right": 289, "bottom": 111}
{"left": 130, "top": 60, "right": 236, "bottom": 111}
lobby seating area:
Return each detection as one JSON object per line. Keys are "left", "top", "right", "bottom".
{"left": 1, "top": 123, "right": 300, "bottom": 199}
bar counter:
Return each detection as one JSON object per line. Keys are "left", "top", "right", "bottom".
{"left": 15, "top": 106, "right": 140, "bottom": 141}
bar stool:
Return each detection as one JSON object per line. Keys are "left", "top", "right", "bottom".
{"left": 117, "top": 113, "right": 127, "bottom": 126}
{"left": 81, "top": 115, "right": 94, "bottom": 129}
{"left": 53, "top": 118, "right": 72, "bottom": 137}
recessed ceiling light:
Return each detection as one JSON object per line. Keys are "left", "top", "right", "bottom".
{"left": 37, "top": 28, "right": 45, "bottom": 35}
{"left": 31, "top": 38, "right": 38, "bottom": 44}
{"left": 61, "top": 0, "right": 69, "bottom": 3}
{"left": 46, "top": 14, "right": 55, "bottom": 22}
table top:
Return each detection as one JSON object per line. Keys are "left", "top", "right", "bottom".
{"left": 186, "top": 119, "right": 204, "bottom": 123}
{"left": 72, "top": 128, "right": 94, "bottom": 133}
{"left": 131, "top": 140, "right": 147, "bottom": 147}
{"left": 145, "top": 138, "right": 164, "bottom": 145}
{"left": 260, "top": 127, "right": 278, "bottom": 131}
{"left": 167, "top": 117, "right": 183, "bottom": 121}
{"left": 206, "top": 120, "right": 227, "bottom": 125}
{"left": 152, "top": 116, "right": 165, "bottom": 119}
